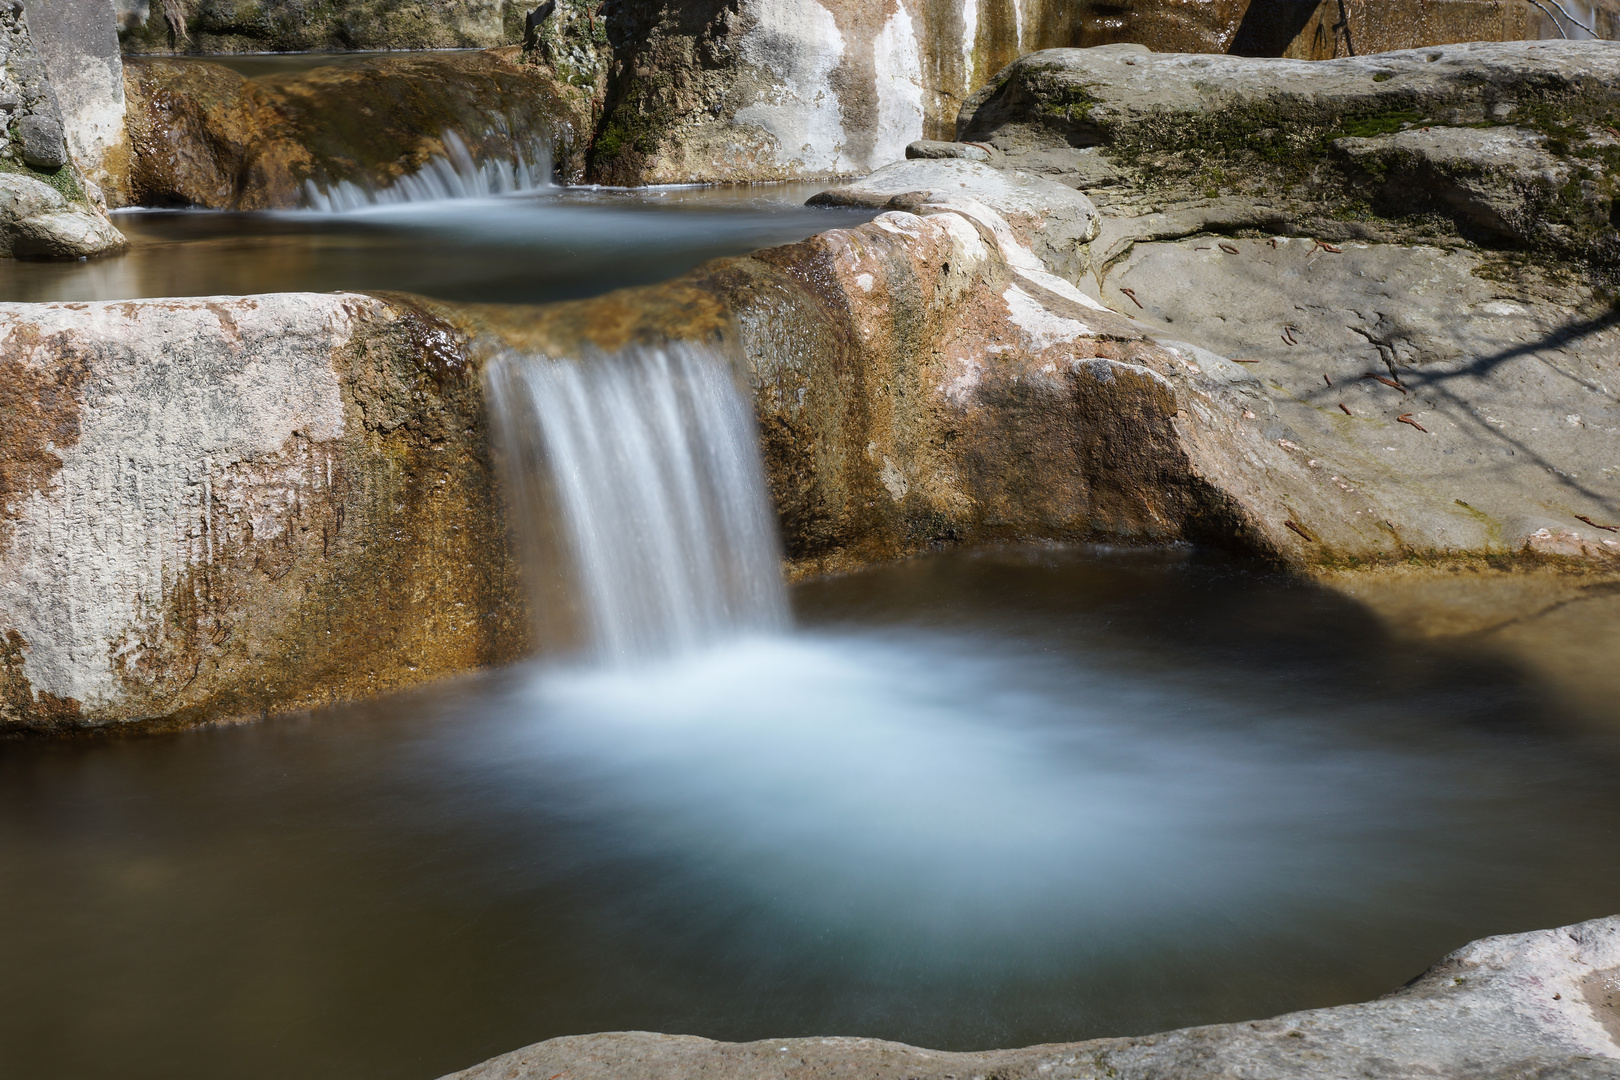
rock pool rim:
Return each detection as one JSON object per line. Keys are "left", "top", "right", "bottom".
{"left": 436, "top": 912, "right": 1620, "bottom": 1080}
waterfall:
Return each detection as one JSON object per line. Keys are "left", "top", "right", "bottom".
{"left": 487, "top": 342, "right": 790, "bottom": 665}
{"left": 302, "top": 129, "right": 551, "bottom": 212}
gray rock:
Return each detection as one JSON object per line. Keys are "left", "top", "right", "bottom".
{"left": 439, "top": 914, "right": 1620, "bottom": 1079}
{"left": 809, "top": 159, "right": 1102, "bottom": 284}
{"left": 16, "top": 111, "right": 65, "bottom": 168}
{"left": 19, "top": 0, "right": 129, "bottom": 192}
{"left": 1332, "top": 125, "right": 1586, "bottom": 242}
{"left": 905, "top": 139, "right": 992, "bottom": 162}
{"left": 0, "top": 171, "right": 123, "bottom": 256}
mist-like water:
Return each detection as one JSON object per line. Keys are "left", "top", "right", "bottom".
{"left": 487, "top": 342, "right": 789, "bottom": 662}
{"left": 301, "top": 129, "right": 552, "bottom": 212}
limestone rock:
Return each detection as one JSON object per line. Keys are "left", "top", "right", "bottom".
{"left": 15, "top": 112, "right": 65, "bottom": 168}
{"left": 21, "top": 0, "right": 130, "bottom": 196}
{"left": 116, "top": 0, "right": 511, "bottom": 53}
{"left": 959, "top": 41, "right": 1620, "bottom": 263}
{"left": 0, "top": 5, "right": 124, "bottom": 257}
{"left": 118, "top": 48, "right": 591, "bottom": 209}
{"left": 808, "top": 158, "right": 1102, "bottom": 284}
{"left": 905, "top": 139, "right": 992, "bottom": 162}
{"left": 438, "top": 914, "right": 1620, "bottom": 1079}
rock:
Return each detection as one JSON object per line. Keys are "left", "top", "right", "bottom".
{"left": 0, "top": 5, "right": 124, "bottom": 257}
{"left": 808, "top": 158, "right": 1102, "bottom": 284}
{"left": 0, "top": 293, "right": 527, "bottom": 734}
{"left": 118, "top": 48, "right": 592, "bottom": 209}
{"left": 438, "top": 914, "right": 1620, "bottom": 1079}
{"left": 20, "top": 0, "right": 130, "bottom": 195}
{"left": 15, "top": 112, "right": 65, "bottom": 168}
{"left": 116, "top": 0, "right": 510, "bottom": 53}
{"left": 0, "top": 172, "right": 125, "bottom": 256}
{"left": 959, "top": 41, "right": 1620, "bottom": 262}
{"left": 1331, "top": 125, "right": 1592, "bottom": 243}
{"left": 906, "top": 139, "right": 992, "bottom": 162}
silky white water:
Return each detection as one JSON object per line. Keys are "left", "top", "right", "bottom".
{"left": 302, "top": 128, "right": 552, "bottom": 212}
{"left": 487, "top": 342, "right": 789, "bottom": 662}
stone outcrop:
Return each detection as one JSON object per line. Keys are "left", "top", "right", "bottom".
{"left": 21, "top": 0, "right": 129, "bottom": 195}
{"left": 115, "top": 0, "right": 515, "bottom": 54}
{"left": 440, "top": 913, "right": 1620, "bottom": 1079}
{"left": 0, "top": 2, "right": 124, "bottom": 257}
{"left": 0, "top": 293, "right": 528, "bottom": 734}
{"left": 116, "top": 48, "right": 591, "bottom": 209}
{"left": 942, "top": 42, "right": 1619, "bottom": 567}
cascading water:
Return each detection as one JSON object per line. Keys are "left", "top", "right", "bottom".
{"left": 302, "top": 129, "right": 552, "bottom": 212}
{"left": 487, "top": 341, "right": 789, "bottom": 664}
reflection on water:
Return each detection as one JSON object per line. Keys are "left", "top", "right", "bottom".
{"left": 2, "top": 546, "right": 1618, "bottom": 1080}
{"left": 0, "top": 184, "right": 870, "bottom": 305}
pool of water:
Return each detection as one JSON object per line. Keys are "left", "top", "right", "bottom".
{"left": 3, "top": 545, "right": 1617, "bottom": 1080}
{"left": 0, "top": 184, "right": 870, "bottom": 305}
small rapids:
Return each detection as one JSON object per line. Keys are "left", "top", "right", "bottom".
{"left": 301, "top": 129, "right": 552, "bottom": 211}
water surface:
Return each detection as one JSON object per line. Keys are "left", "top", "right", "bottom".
{"left": 2, "top": 545, "right": 1617, "bottom": 1080}
{"left": 0, "top": 185, "right": 869, "bottom": 304}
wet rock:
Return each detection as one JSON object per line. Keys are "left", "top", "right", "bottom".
{"left": 905, "top": 139, "right": 993, "bottom": 162}
{"left": 117, "top": 48, "right": 592, "bottom": 209}
{"left": 117, "top": 0, "right": 510, "bottom": 53}
{"left": 15, "top": 113, "right": 65, "bottom": 168}
{"left": 439, "top": 914, "right": 1620, "bottom": 1079}
{"left": 0, "top": 293, "right": 527, "bottom": 735}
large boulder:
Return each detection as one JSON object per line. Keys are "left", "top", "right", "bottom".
{"left": 21, "top": 0, "right": 130, "bottom": 194}
{"left": 0, "top": 293, "right": 530, "bottom": 734}
{"left": 118, "top": 48, "right": 592, "bottom": 209}
{"left": 438, "top": 913, "right": 1620, "bottom": 1079}
{"left": 0, "top": 2, "right": 124, "bottom": 257}
{"left": 115, "top": 0, "right": 512, "bottom": 53}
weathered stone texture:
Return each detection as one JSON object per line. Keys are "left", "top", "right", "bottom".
{"left": 0, "top": 294, "right": 528, "bottom": 735}
{"left": 0, "top": 3, "right": 123, "bottom": 256}
{"left": 21, "top": 0, "right": 129, "bottom": 193}
{"left": 116, "top": 0, "right": 513, "bottom": 54}
{"left": 439, "top": 914, "right": 1620, "bottom": 1079}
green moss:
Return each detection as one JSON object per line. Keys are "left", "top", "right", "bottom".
{"left": 0, "top": 155, "right": 86, "bottom": 204}
{"left": 1332, "top": 110, "right": 1424, "bottom": 139}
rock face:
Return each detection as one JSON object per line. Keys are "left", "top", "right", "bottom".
{"left": 0, "top": 294, "right": 528, "bottom": 734}
{"left": 946, "top": 42, "right": 1620, "bottom": 566}
{"left": 115, "top": 0, "right": 514, "bottom": 53}
{"left": 0, "top": 3, "right": 124, "bottom": 257}
{"left": 117, "top": 48, "right": 590, "bottom": 209}
{"left": 439, "top": 914, "right": 1620, "bottom": 1079}
{"left": 20, "top": 0, "right": 129, "bottom": 194}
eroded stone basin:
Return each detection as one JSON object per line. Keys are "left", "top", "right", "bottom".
{"left": 2, "top": 545, "right": 1618, "bottom": 1080}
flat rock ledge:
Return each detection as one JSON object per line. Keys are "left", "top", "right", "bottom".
{"left": 443, "top": 914, "right": 1620, "bottom": 1080}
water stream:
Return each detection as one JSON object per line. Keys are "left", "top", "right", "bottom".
{"left": 487, "top": 342, "right": 789, "bottom": 662}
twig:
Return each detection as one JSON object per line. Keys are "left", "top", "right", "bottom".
{"left": 1575, "top": 514, "right": 1619, "bottom": 533}
{"left": 1120, "top": 287, "right": 1143, "bottom": 309}
{"left": 1522, "top": 0, "right": 1597, "bottom": 37}
{"left": 1285, "top": 520, "right": 1316, "bottom": 541}
{"left": 1339, "top": 403, "right": 1353, "bottom": 416}
{"left": 1397, "top": 413, "right": 1429, "bottom": 433}
{"left": 1231, "top": 357, "right": 1261, "bottom": 363}
{"left": 1362, "top": 372, "right": 1408, "bottom": 394}
{"left": 1323, "top": 373, "right": 1333, "bottom": 387}
{"left": 1311, "top": 239, "right": 1344, "bottom": 254}
{"left": 1219, "top": 242, "right": 1239, "bottom": 254}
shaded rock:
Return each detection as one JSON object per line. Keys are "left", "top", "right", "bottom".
{"left": 116, "top": 0, "right": 511, "bottom": 53}
{"left": 118, "top": 48, "right": 591, "bottom": 209}
{"left": 1331, "top": 125, "right": 1598, "bottom": 244}
{"left": 905, "top": 139, "right": 993, "bottom": 162}
{"left": 808, "top": 158, "right": 1102, "bottom": 283}
{"left": 439, "top": 914, "right": 1620, "bottom": 1079}
{"left": 15, "top": 112, "right": 65, "bottom": 168}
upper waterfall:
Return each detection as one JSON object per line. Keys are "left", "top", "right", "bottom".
{"left": 487, "top": 341, "right": 789, "bottom": 664}
{"left": 302, "top": 130, "right": 552, "bottom": 212}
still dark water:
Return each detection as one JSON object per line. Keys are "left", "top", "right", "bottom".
{"left": 0, "top": 185, "right": 870, "bottom": 305}
{"left": 2, "top": 546, "right": 1618, "bottom": 1080}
